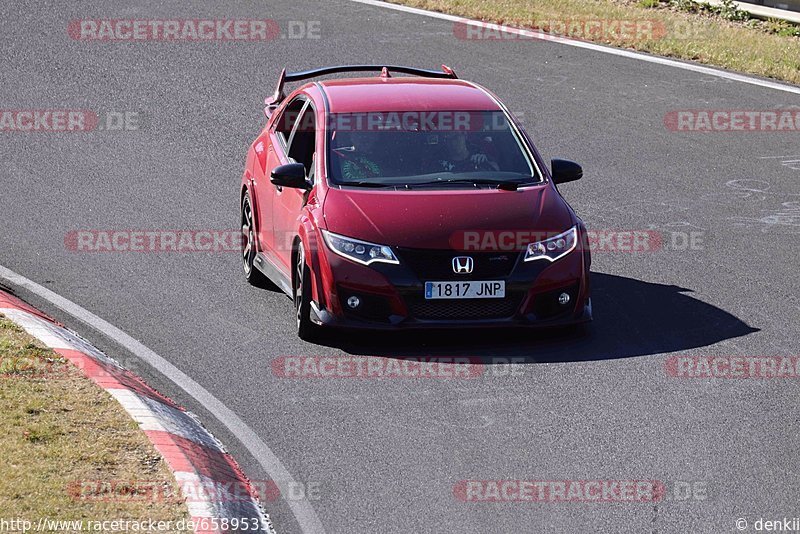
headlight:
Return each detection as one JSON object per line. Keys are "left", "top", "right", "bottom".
{"left": 321, "top": 230, "right": 399, "bottom": 266}
{"left": 524, "top": 226, "right": 578, "bottom": 262}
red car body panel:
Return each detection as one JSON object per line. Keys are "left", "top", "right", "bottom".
{"left": 321, "top": 185, "right": 574, "bottom": 249}
{"left": 321, "top": 78, "right": 498, "bottom": 113}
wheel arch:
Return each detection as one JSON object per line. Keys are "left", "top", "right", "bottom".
{"left": 241, "top": 183, "right": 262, "bottom": 256}
{"left": 294, "top": 218, "right": 326, "bottom": 308}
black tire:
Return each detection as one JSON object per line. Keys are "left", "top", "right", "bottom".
{"left": 241, "top": 193, "right": 270, "bottom": 287}
{"left": 294, "top": 245, "right": 320, "bottom": 341}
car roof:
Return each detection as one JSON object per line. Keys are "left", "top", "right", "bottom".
{"left": 314, "top": 77, "right": 502, "bottom": 113}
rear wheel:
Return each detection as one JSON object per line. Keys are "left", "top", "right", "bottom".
{"left": 241, "top": 193, "right": 269, "bottom": 286}
{"left": 294, "top": 245, "right": 320, "bottom": 341}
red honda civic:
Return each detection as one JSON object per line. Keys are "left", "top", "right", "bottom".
{"left": 240, "top": 65, "right": 591, "bottom": 340}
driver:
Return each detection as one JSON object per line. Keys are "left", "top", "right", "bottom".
{"left": 438, "top": 132, "right": 499, "bottom": 172}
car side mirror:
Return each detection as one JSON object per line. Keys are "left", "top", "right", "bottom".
{"left": 270, "top": 163, "right": 311, "bottom": 190}
{"left": 551, "top": 159, "right": 583, "bottom": 184}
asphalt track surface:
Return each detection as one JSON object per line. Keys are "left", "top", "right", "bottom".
{"left": 2, "top": 1, "right": 799, "bottom": 533}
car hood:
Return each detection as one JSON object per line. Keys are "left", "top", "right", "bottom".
{"left": 322, "top": 184, "right": 574, "bottom": 250}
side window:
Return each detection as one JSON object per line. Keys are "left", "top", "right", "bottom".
{"left": 274, "top": 98, "right": 305, "bottom": 147}
{"left": 287, "top": 105, "right": 317, "bottom": 181}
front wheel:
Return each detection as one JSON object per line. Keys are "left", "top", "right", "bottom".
{"left": 241, "top": 193, "right": 270, "bottom": 287}
{"left": 294, "top": 245, "right": 320, "bottom": 341}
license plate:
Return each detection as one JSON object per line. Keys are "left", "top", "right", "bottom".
{"left": 424, "top": 281, "right": 505, "bottom": 300}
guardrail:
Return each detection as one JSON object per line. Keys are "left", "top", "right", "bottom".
{"left": 707, "top": 0, "right": 800, "bottom": 22}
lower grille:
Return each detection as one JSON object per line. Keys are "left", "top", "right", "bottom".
{"left": 406, "top": 294, "right": 522, "bottom": 320}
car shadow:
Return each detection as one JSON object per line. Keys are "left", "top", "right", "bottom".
{"left": 320, "top": 272, "right": 759, "bottom": 363}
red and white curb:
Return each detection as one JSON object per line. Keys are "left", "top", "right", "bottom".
{"left": 0, "top": 290, "right": 275, "bottom": 534}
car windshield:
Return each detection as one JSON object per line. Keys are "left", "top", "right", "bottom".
{"left": 326, "top": 110, "right": 540, "bottom": 187}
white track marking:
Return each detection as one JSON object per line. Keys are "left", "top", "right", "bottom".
{"left": 349, "top": 0, "right": 800, "bottom": 96}
{"left": 173, "top": 472, "right": 227, "bottom": 518}
{"left": 0, "top": 264, "right": 326, "bottom": 534}
{"left": 107, "top": 388, "right": 227, "bottom": 452}
{"left": 0, "top": 308, "right": 80, "bottom": 349}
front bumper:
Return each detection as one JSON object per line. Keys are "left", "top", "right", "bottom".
{"left": 310, "top": 299, "right": 592, "bottom": 331}
{"left": 309, "top": 237, "right": 592, "bottom": 331}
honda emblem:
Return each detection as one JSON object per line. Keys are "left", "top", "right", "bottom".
{"left": 452, "top": 256, "right": 474, "bottom": 274}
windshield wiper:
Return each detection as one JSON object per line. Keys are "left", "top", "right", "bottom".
{"left": 408, "top": 178, "right": 527, "bottom": 191}
{"left": 338, "top": 181, "right": 394, "bottom": 188}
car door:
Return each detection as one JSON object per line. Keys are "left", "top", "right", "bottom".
{"left": 253, "top": 97, "right": 305, "bottom": 262}
{"left": 273, "top": 99, "right": 317, "bottom": 271}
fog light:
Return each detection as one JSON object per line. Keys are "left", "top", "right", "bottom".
{"left": 558, "top": 292, "right": 571, "bottom": 306}
{"left": 346, "top": 296, "right": 361, "bottom": 309}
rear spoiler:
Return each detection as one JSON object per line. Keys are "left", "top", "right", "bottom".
{"left": 264, "top": 64, "right": 457, "bottom": 116}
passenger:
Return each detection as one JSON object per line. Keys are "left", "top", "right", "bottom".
{"left": 338, "top": 131, "right": 382, "bottom": 181}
